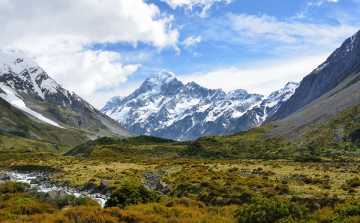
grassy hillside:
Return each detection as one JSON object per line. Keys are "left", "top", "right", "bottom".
{"left": 65, "top": 101, "right": 360, "bottom": 162}
{"left": 64, "top": 135, "right": 187, "bottom": 161}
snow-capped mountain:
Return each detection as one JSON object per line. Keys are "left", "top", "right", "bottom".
{"left": 0, "top": 50, "right": 134, "bottom": 141}
{"left": 102, "top": 70, "right": 299, "bottom": 140}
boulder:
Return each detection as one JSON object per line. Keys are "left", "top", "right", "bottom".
{"left": 331, "top": 136, "right": 344, "bottom": 143}
{"left": 100, "top": 179, "right": 111, "bottom": 189}
{"left": 0, "top": 173, "right": 12, "bottom": 181}
{"left": 45, "top": 190, "right": 68, "bottom": 199}
{"left": 44, "top": 191, "right": 58, "bottom": 199}
{"left": 156, "top": 182, "right": 167, "bottom": 190}
{"left": 83, "top": 182, "right": 96, "bottom": 191}
{"left": 62, "top": 179, "right": 71, "bottom": 186}
{"left": 58, "top": 191, "right": 67, "bottom": 197}
{"left": 30, "top": 178, "right": 40, "bottom": 184}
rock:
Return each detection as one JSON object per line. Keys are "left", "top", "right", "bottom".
{"left": 95, "top": 193, "right": 102, "bottom": 198}
{"left": 331, "top": 136, "right": 344, "bottom": 143}
{"left": 30, "top": 178, "right": 40, "bottom": 184}
{"left": 63, "top": 179, "right": 71, "bottom": 186}
{"left": 0, "top": 173, "right": 13, "bottom": 181}
{"left": 0, "top": 180, "right": 5, "bottom": 184}
{"left": 44, "top": 191, "right": 58, "bottom": 199}
{"left": 156, "top": 182, "right": 167, "bottom": 190}
{"left": 45, "top": 190, "right": 68, "bottom": 199}
{"left": 100, "top": 179, "right": 111, "bottom": 189}
{"left": 83, "top": 182, "right": 96, "bottom": 191}
{"left": 58, "top": 191, "right": 67, "bottom": 197}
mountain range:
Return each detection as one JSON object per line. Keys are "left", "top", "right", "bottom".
{"left": 101, "top": 70, "right": 298, "bottom": 141}
{"left": 0, "top": 29, "right": 360, "bottom": 148}
{"left": 102, "top": 30, "right": 360, "bottom": 142}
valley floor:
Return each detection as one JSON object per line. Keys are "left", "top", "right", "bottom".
{"left": 2, "top": 155, "right": 360, "bottom": 222}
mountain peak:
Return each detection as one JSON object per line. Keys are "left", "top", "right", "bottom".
{"left": 284, "top": 82, "right": 299, "bottom": 89}
{"left": 146, "top": 70, "right": 176, "bottom": 84}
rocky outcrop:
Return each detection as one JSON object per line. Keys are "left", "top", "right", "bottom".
{"left": 141, "top": 168, "right": 171, "bottom": 195}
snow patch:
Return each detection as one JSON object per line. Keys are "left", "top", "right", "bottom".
{"left": 0, "top": 83, "right": 64, "bottom": 128}
{"left": 314, "top": 63, "right": 329, "bottom": 73}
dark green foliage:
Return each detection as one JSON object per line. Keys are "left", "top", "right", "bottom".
{"left": 326, "top": 200, "right": 360, "bottom": 222}
{"left": 47, "top": 194, "right": 95, "bottom": 209}
{"left": 235, "top": 197, "right": 311, "bottom": 223}
{"left": 105, "top": 183, "right": 162, "bottom": 209}
{"left": 65, "top": 135, "right": 176, "bottom": 157}
{"left": 0, "top": 181, "right": 30, "bottom": 194}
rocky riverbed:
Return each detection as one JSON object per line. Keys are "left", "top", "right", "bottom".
{"left": 0, "top": 167, "right": 173, "bottom": 208}
{"left": 0, "top": 170, "right": 111, "bottom": 208}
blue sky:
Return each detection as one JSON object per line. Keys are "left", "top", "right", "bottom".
{"left": 1, "top": 0, "right": 359, "bottom": 108}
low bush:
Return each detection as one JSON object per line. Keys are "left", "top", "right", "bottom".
{"left": 105, "top": 183, "right": 162, "bottom": 209}
{"left": 235, "top": 197, "right": 311, "bottom": 223}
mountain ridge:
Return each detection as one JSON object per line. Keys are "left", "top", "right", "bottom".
{"left": 102, "top": 70, "right": 298, "bottom": 140}
{"left": 272, "top": 30, "right": 360, "bottom": 120}
{"left": 0, "top": 50, "right": 135, "bottom": 146}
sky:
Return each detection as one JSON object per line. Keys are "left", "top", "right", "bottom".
{"left": 0, "top": 0, "right": 360, "bottom": 109}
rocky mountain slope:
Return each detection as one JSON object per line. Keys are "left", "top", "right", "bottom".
{"left": 268, "top": 71, "right": 360, "bottom": 144}
{"left": 0, "top": 50, "right": 134, "bottom": 146}
{"left": 272, "top": 30, "right": 360, "bottom": 120}
{"left": 102, "top": 70, "right": 298, "bottom": 140}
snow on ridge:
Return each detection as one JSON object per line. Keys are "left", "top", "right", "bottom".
{"left": 314, "top": 62, "right": 329, "bottom": 73}
{"left": 146, "top": 70, "right": 176, "bottom": 85}
{"left": 0, "top": 51, "right": 39, "bottom": 74}
{"left": 0, "top": 51, "right": 63, "bottom": 100}
{"left": 103, "top": 69, "right": 300, "bottom": 140}
{"left": 0, "top": 83, "right": 64, "bottom": 128}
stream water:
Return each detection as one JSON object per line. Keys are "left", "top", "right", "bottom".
{"left": 1, "top": 170, "right": 108, "bottom": 208}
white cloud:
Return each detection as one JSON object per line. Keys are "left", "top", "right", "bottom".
{"left": 0, "top": 0, "right": 179, "bottom": 105}
{"left": 161, "top": 0, "right": 232, "bottom": 17}
{"left": 0, "top": 0, "right": 179, "bottom": 50}
{"left": 294, "top": 0, "right": 340, "bottom": 18}
{"left": 227, "top": 13, "right": 358, "bottom": 55}
{"left": 37, "top": 50, "right": 141, "bottom": 95}
{"left": 178, "top": 53, "right": 331, "bottom": 95}
{"left": 182, "top": 36, "right": 202, "bottom": 48}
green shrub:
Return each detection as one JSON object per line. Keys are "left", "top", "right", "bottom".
{"left": 47, "top": 194, "right": 97, "bottom": 209}
{"left": 105, "top": 183, "right": 162, "bottom": 209}
{"left": 326, "top": 200, "right": 360, "bottom": 222}
{"left": 0, "top": 181, "right": 30, "bottom": 194}
{"left": 235, "top": 197, "right": 311, "bottom": 223}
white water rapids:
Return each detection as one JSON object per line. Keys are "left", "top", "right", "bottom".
{"left": 2, "top": 171, "right": 107, "bottom": 208}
